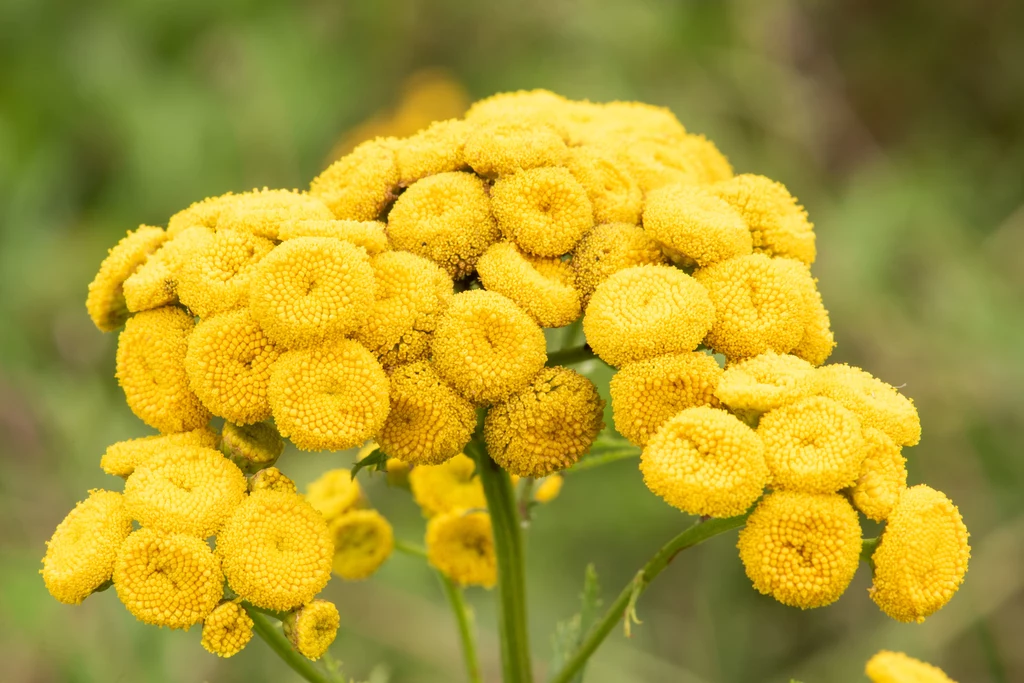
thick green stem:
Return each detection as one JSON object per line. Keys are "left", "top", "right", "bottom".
{"left": 567, "top": 448, "right": 640, "bottom": 474}
{"left": 245, "top": 606, "right": 331, "bottom": 683}
{"left": 440, "top": 573, "right": 484, "bottom": 683}
{"left": 545, "top": 345, "right": 598, "bottom": 367}
{"left": 469, "top": 437, "right": 534, "bottom": 683}
{"left": 549, "top": 514, "right": 751, "bottom": 683}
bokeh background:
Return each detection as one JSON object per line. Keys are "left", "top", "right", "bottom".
{"left": 2, "top": 1, "right": 1023, "bottom": 682}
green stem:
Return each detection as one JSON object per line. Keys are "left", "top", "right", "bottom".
{"left": 245, "top": 606, "right": 331, "bottom": 683}
{"left": 549, "top": 513, "right": 752, "bottom": 683}
{"left": 439, "top": 573, "right": 484, "bottom": 683}
{"left": 545, "top": 345, "right": 598, "bottom": 367}
{"left": 469, "top": 437, "right": 534, "bottom": 683}
{"left": 394, "top": 538, "right": 429, "bottom": 559}
{"left": 567, "top": 448, "right": 640, "bottom": 474}
{"left": 860, "top": 536, "right": 879, "bottom": 566}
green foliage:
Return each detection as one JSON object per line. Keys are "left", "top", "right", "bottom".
{"left": 550, "top": 564, "right": 603, "bottom": 683}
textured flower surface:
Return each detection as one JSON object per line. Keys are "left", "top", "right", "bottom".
{"left": 305, "top": 469, "right": 363, "bottom": 521}
{"left": 409, "top": 453, "right": 487, "bottom": 517}
{"left": 866, "top": 651, "right": 957, "bottom": 683}
{"left": 87, "top": 225, "right": 167, "bottom": 331}
{"left": 329, "top": 509, "right": 394, "bottom": 580}
{"left": 283, "top": 600, "right": 341, "bottom": 661}
{"left": 426, "top": 510, "right": 497, "bottom": 588}
{"left": 201, "top": 601, "right": 254, "bottom": 658}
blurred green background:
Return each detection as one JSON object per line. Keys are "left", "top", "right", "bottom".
{"left": 2, "top": 1, "right": 1023, "bottom": 682}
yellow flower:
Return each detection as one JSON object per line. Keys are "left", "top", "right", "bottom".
{"left": 201, "top": 601, "right": 254, "bottom": 658}
{"left": 610, "top": 351, "right": 723, "bottom": 447}
{"left": 584, "top": 101, "right": 687, "bottom": 142}
{"left": 220, "top": 421, "right": 285, "bottom": 474}
{"left": 86, "top": 225, "right": 167, "bottom": 331}
{"left": 640, "top": 407, "right": 768, "bottom": 518}
{"left": 329, "top": 509, "right": 394, "bottom": 581}
{"left": 485, "top": 367, "right": 604, "bottom": 477}
{"left": 712, "top": 174, "right": 816, "bottom": 265}
{"left": 431, "top": 290, "right": 547, "bottom": 404}
{"left": 100, "top": 427, "right": 219, "bottom": 477}
{"left": 305, "top": 469, "right": 364, "bottom": 522}
{"left": 216, "top": 188, "right": 333, "bottom": 240}
{"left": 465, "top": 89, "right": 573, "bottom": 139}
{"left": 851, "top": 428, "right": 907, "bottom": 522}
{"left": 166, "top": 192, "right": 237, "bottom": 236}
{"left": 42, "top": 490, "right": 132, "bottom": 604}
{"left": 866, "top": 651, "right": 957, "bottom": 683}
{"left": 250, "top": 237, "right": 376, "bottom": 349}
{"left": 773, "top": 257, "right": 835, "bottom": 366}
{"left": 426, "top": 510, "right": 497, "bottom": 588}
{"left": 677, "top": 134, "right": 733, "bottom": 184}
{"left": 476, "top": 241, "right": 581, "bottom": 328}
{"left": 184, "top": 309, "right": 283, "bottom": 424}
{"left": 116, "top": 306, "right": 210, "bottom": 433}
{"left": 249, "top": 466, "right": 297, "bottom": 493}
{"left": 737, "top": 490, "right": 862, "bottom": 609}
{"left": 278, "top": 219, "right": 389, "bottom": 255}
{"left": 123, "top": 445, "right": 247, "bottom": 538}
{"left": 464, "top": 120, "right": 568, "bottom": 177}
{"left": 310, "top": 137, "right": 399, "bottom": 221}
{"left": 694, "top": 253, "right": 809, "bottom": 361}
{"left": 114, "top": 528, "right": 223, "bottom": 629}
{"left": 758, "top": 396, "right": 865, "bottom": 493}
{"left": 176, "top": 228, "right": 275, "bottom": 318}
{"left": 408, "top": 453, "right": 486, "bottom": 517}
{"left": 386, "top": 171, "right": 499, "bottom": 279}
{"left": 282, "top": 599, "right": 340, "bottom": 661}
{"left": 354, "top": 251, "right": 454, "bottom": 368}
{"left": 123, "top": 226, "right": 210, "bottom": 312}
{"left": 571, "top": 223, "right": 668, "bottom": 306}
{"left": 378, "top": 361, "right": 476, "bottom": 466}
{"left": 619, "top": 138, "right": 701, "bottom": 193}
{"left": 816, "top": 363, "right": 921, "bottom": 447}
{"left": 564, "top": 146, "right": 642, "bottom": 225}
{"left": 268, "top": 340, "right": 390, "bottom": 452}
{"left": 869, "top": 485, "right": 969, "bottom": 623}
{"left": 715, "top": 352, "right": 820, "bottom": 414}
{"left": 583, "top": 264, "right": 714, "bottom": 367}
{"left": 395, "top": 119, "right": 475, "bottom": 185}
{"left": 491, "top": 166, "right": 594, "bottom": 257}
{"left": 643, "top": 184, "right": 752, "bottom": 267}
{"left": 218, "top": 490, "right": 334, "bottom": 611}
{"left": 533, "top": 474, "right": 564, "bottom": 504}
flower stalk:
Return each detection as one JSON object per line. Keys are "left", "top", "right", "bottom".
{"left": 245, "top": 605, "right": 332, "bottom": 683}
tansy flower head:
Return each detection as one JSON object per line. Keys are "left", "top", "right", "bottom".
{"left": 585, "top": 101, "right": 686, "bottom": 142}
{"left": 250, "top": 237, "right": 376, "bottom": 349}
{"left": 87, "top": 225, "right": 167, "bottom": 331}
{"left": 216, "top": 188, "right": 333, "bottom": 240}
{"left": 816, "top": 363, "right": 921, "bottom": 447}
{"left": 201, "top": 601, "right": 254, "bottom": 658}
{"left": 282, "top": 599, "right": 340, "bottom": 661}
{"left": 305, "top": 469, "right": 364, "bottom": 522}
{"left": 484, "top": 367, "right": 604, "bottom": 477}
{"left": 491, "top": 166, "right": 594, "bottom": 257}
{"left": 42, "top": 490, "right": 132, "bottom": 604}
{"left": 395, "top": 119, "right": 474, "bottom": 185}
{"left": 712, "top": 174, "right": 816, "bottom": 265}
{"left": 386, "top": 171, "right": 499, "bottom": 279}
{"left": 431, "top": 290, "right": 547, "bottom": 404}
{"left": 571, "top": 223, "right": 668, "bottom": 306}
{"left": 217, "top": 489, "right": 334, "bottom": 611}
{"left": 184, "top": 309, "right": 283, "bottom": 425}
{"left": 167, "top": 192, "right": 237, "bottom": 236}
{"left": 694, "top": 253, "right": 809, "bottom": 361}
{"left": 123, "top": 445, "right": 247, "bottom": 538}
{"left": 851, "top": 428, "right": 907, "bottom": 522}
{"left": 464, "top": 89, "right": 573, "bottom": 139}
{"left": 564, "top": 146, "right": 643, "bottom": 225}
{"left": 278, "top": 219, "right": 389, "bottom": 255}
{"left": 610, "top": 351, "right": 723, "bottom": 447}
{"left": 249, "top": 466, "right": 297, "bottom": 493}
{"left": 773, "top": 257, "right": 835, "bottom": 366}
{"left": 329, "top": 509, "right": 394, "bottom": 581}
{"left": 220, "top": 421, "right": 285, "bottom": 474}
{"left": 640, "top": 406, "right": 768, "bottom": 518}
{"left": 116, "top": 306, "right": 210, "bottom": 433}
{"left": 533, "top": 474, "right": 564, "bottom": 504}
{"left": 100, "top": 427, "right": 219, "bottom": 478}
{"left": 866, "top": 651, "right": 957, "bottom": 683}
{"left": 268, "top": 340, "right": 390, "bottom": 452}
{"left": 476, "top": 241, "right": 581, "bottom": 328}
{"left": 354, "top": 251, "right": 454, "bottom": 368}
{"left": 426, "top": 510, "right": 497, "bottom": 588}
{"left": 464, "top": 121, "right": 568, "bottom": 178}
{"left": 758, "top": 396, "right": 866, "bottom": 493}
{"left": 123, "top": 226, "right": 211, "bottom": 313}
{"left": 869, "top": 485, "right": 969, "bottom": 623}
{"left": 113, "top": 528, "right": 223, "bottom": 629}
{"left": 378, "top": 361, "right": 476, "bottom": 466}
{"left": 643, "top": 184, "right": 752, "bottom": 268}
{"left": 715, "top": 352, "right": 820, "bottom": 414}
{"left": 619, "top": 138, "right": 701, "bottom": 193}
{"left": 408, "top": 453, "right": 486, "bottom": 517}
{"left": 310, "top": 137, "right": 399, "bottom": 221}
{"left": 583, "top": 264, "right": 714, "bottom": 367}
{"left": 678, "top": 134, "right": 733, "bottom": 184}
{"left": 176, "top": 228, "right": 275, "bottom": 318}
{"left": 737, "top": 490, "right": 862, "bottom": 609}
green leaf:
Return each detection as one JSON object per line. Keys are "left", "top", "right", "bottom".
{"left": 350, "top": 448, "right": 387, "bottom": 479}
{"left": 550, "top": 564, "right": 603, "bottom": 683}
